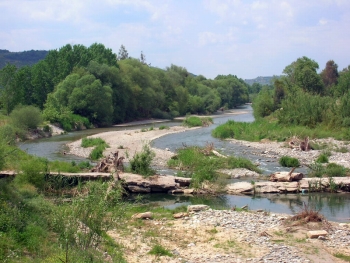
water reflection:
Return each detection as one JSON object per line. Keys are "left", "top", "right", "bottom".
{"left": 133, "top": 192, "right": 350, "bottom": 223}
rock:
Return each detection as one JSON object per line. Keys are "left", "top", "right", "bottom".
{"left": 174, "top": 176, "right": 191, "bottom": 187}
{"left": 307, "top": 230, "right": 328, "bottom": 239}
{"left": 187, "top": 205, "right": 209, "bottom": 212}
{"left": 226, "top": 182, "right": 254, "bottom": 194}
{"left": 132, "top": 212, "right": 153, "bottom": 219}
{"left": 183, "top": 188, "right": 194, "bottom": 194}
{"left": 269, "top": 172, "right": 304, "bottom": 182}
{"left": 173, "top": 212, "right": 189, "bottom": 219}
{"left": 258, "top": 185, "right": 280, "bottom": 193}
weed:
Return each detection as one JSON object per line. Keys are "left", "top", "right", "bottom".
{"left": 118, "top": 145, "right": 124, "bottom": 149}
{"left": 334, "top": 252, "right": 350, "bottom": 262}
{"left": 183, "top": 116, "right": 213, "bottom": 127}
{"left": 335, "top": 146, "right": 349, "bottom": 153}
{"left": 148, "top": 244, "right": 173, "bottom": 257}
{"left": 81, "top": 137, "right": 109, "bottom": 160}
{"left": 279, "top": 156, "right": 300, "bottom": 167}
{"left": 207, "top": 228, "right": 218, "bottom": 234}
{"left": 129, "top": 144, "right": 155, "bottom": 176}
{"left": 159, "top": 125, "right": 169, "bottom": 130}
{"left": 316, "top": 153, "right": 329, "bottom": 163}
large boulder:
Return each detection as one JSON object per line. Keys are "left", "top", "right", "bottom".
{"left": 226, "top": 182, "right": 254, "bottom": 194}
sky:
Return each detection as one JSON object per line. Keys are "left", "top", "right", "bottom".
{"left": 1, "top": 0, "right": 350, "bottom": 79}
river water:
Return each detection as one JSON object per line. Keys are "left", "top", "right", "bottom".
{"left": 19, "top": 105, "right": 350, "bottom": 222}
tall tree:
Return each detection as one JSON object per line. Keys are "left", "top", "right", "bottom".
{"left": 0, "top": 64, "right": 19, "bottom": 115}
{"left": 321, "top": 60, "right": 339, "bottom": 90}
{"left": 118, "top": 45, "right": 129, "bottom": 60}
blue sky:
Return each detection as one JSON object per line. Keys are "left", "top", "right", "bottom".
{"left": 1, "top": 0, "right": 350, "bottom": 79}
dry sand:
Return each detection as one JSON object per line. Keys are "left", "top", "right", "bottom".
{"left": 67, "top": 125, "right": 199, "bottom": 166}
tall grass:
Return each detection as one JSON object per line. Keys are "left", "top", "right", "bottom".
{"left": 168, "top": 146, "right": 261, "bottom": 188}
{"left": 212, "top": 119, "right": 350, "bottom": 142}
{"left": 183, "top": 116, "right": 213, "bottom": 127}
{"left": 81, "top": 137, "right": 109, "bottom": 160}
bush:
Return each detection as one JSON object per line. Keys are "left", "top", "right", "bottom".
{"left": 129, "top": 145, "right": 155, "bottom": 176}
{"left": 279, "top": 156, "right": 300, "bottom": 167}
{"left": 148, "top": 244, "right": 173, "bottom": 257}
{"left": 159, "top": 125, "right": 169, "bottom": 130}
{"left": 81, "top": 137, "right": 109, "bottom": 160}
{"left": 10, "top": 105, "right": 42, "bottom": 130}
{"left": 183, "top": 116, "right": 213, "bottom": 127}
{"left": 316, "top": 153, "right": 329, "bottom": 163}
{"left": 15, "top": 158, "right": 48, "bottom": 189}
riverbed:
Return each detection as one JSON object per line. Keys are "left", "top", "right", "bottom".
{"left": 19, "top": 105, "right": 350, "bottom": 222}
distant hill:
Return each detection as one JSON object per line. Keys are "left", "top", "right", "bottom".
{"left": 0, "top": 49, "right": 48, "bottom": 69}
{"left": 244, "top": 76, "right": 280, "bottom": 86}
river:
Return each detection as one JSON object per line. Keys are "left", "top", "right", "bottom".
{"left": 19, "top": 105, "right": 350, "bottom": 222}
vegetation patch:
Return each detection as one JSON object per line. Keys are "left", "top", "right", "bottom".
{"left": 212, "top": 119, "right": 350, "bottom": 142}
{"left": 81, "top": 137, "right": 109, "bottom": 160}
{"left": 308, "top": 162, "right": 349, "bottom": 178}
{"left": 168, "top": 144, "right": 260, "bottom": 188}
{"left": 334, "top": 252, "right": 350, "bottom": 262}
{"left": 148, "top": 244, "right": 173, "bottom": 257}
{"left": 129, "top": 144, "right": 155, "bottom": 176}
{"left": 279, "top": 156, "right": 300, "bottom": 167}
{"left": 183, "top": 116, "right": 213, "bottom": 127}
{"left": 159, "top": 125, "right": 170, "bottom": 130}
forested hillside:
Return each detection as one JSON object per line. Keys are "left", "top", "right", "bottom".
{"left": 0, "top": 43, "right": 249, "bottom": 129}
{"left": 0, "top": 49, "right": 48, "bottom": 69}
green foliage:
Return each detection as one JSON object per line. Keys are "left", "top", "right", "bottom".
{"left": 316, "top": 153, "right": 329, "bottom": 163}
{"left": 183, "top": 116, "right": 213, "bottom": 127}
{"left": 129, "top": 144, "right": 155, "bottom": 176}
{"left": 148, "top": 244, "right": 173, "bottom": 257}
{"left": 15, "top": 158, "right": 48, "bottom": 189}
{"left": 252, "top": 87, "right": 275, "bottom": 118}
{"left": 279, "top": 156, "right": 300, "bottom": 167}
{"left": 334, "top": 252, "right": 350, "bottom": 262}
{"left": 0, "top": 178, "right": 128, "bottom": 262}
{"left": 168, "top": 146, "right": 260, "bottom": 188}
{"left": 10, "top": 105, "right": 42, "bottom": 130}
{"left": 308, "top": 162, "right": 348, "bottom": 177}
{"left": 81, "top": 137, "right": 109, "bottom": 160}
{"left": 212, "top": 118, "right": 350, "bottom": 142}
{"left": 159, "top": 125, "right": 169, "bottom": 130}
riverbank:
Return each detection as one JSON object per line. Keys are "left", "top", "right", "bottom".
{"left": 108, "top": 206, "right": 350, "bottom": 263}
{"left": 228, "top": 138, "right": 350, "bottom": 169}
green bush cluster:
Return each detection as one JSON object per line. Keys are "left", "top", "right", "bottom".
{"left": 308, "top": 162, "right": 348, "bottom": 177}
{"left": 279, "top": 156, "right": 300, "bottom": 167}
{"left": 168, "top": 146, "right": 260, "bottom": 188}
{"left": 183, "top": 116, "right": 213, "bottom": 127}
{"left": 129, "top": 144, "right": 155, "bottom": 176}
{"left": 81, "top": 137, "right": 109, "bottom": 160}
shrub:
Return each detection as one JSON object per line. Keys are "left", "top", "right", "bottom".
{"left": 159, "top": 125, "right": 169, "bottom": 130}
{"left": 316, "top": 153, "right": 329, "bottom": 163}
{"left": 325, "top": 163, "right": 348, "bottom": 177}
{"left": 81, "top": 137, "right": 107, "bottom": 148}
{"left": 183, "top": 116, "right": 213, "bottom": 127}
{"left": 148, "top": 244, "right": 173, "bottom": 257}
{"left": 129, "top": 145, "right": 155, "bottom": 176}
{"left": 15, "top": 158, "right": 48, "bottom": 189}
{"left": 279, "top": 156, "right": 300, "bottom": 167}
{"left": 10, "top": 105, "right": 42, "bottom": 130}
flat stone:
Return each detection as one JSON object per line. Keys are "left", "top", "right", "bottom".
{"left": 187, "top": 205, "right": 209, "bottom": 212}
{"left": 307, "top": 230, "right": 328, "bottom": 239}
{"left": 226, "top": 182, "right": 254, "bottom": 194}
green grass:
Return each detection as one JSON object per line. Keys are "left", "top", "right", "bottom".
{"left": 183, "top": 116, "right": 213, "bottom": 127}
{"left": 148, "top": 244, "right": 173, "bottom": 257}
{"left": 168, "top": 146, "right": 261, "bottom": 188}
{"left": 308, "top": 162, "right": 349, "bottom": 178}
{"left": 159, "top": 125, "right": 170, "bottom": 130}
{"left": 334, "top": 252, "right": 350, "bottom": 262}
{"left": 81, "top": 137, "right": 109, "bottom": 160}
{"left": 279, "top": 156, "right": 300, "bottom": 167}
{"left": 316, "top": 153, "right": 329, "bottom": 163}
{"left": 212, "top": 119, "right": 350, "bottom": 142}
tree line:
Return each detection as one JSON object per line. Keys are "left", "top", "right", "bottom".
{"left": 252, "top": 56, "right": 350, "bottom": 131}
{"left": 0, "top": 43, "right": 249, "bottom": 129}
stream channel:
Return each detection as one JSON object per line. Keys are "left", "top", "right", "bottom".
{"left": 19, "top": 105, "right": 350, "bottom": 222}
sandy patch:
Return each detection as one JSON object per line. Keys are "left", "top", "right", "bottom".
{"left": 67, "top": 126, "right": 199, "bottom": 166}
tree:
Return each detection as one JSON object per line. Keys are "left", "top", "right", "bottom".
{"left": 140, "top": 51, "right": 147, "bottom": 65}
{"left": 10, "top": 105, "right": 42, "bottom": 130}
{"left": 118, "top": 45, "right": 129, "bottom": 60}
{"left": 283, "top": 56, "right": 324, "bottom": 94}
{"left": 0, "top": 64, "right": 20, "bottom": 115}
{"left": 321, "top": 60, "right": 339, "bottom": 91}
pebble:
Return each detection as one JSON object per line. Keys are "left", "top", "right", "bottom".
{"left": 174, "top": 209, "right": 350, "bottom": 263}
